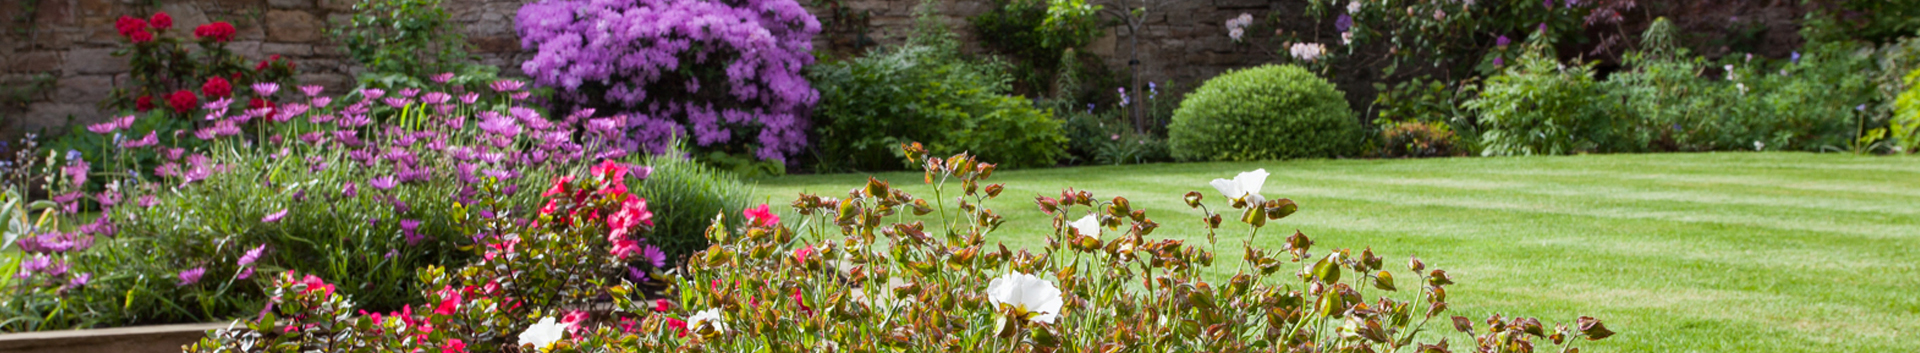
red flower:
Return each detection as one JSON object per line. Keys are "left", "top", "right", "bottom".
{"left": 653, "top": 299, "right": 672, "bottom": 313}
{"left": 248, "top": 97, "right": 277, "bottom": 118}
{"left": 793, "top": 244, "right": 815, "bottom": 263}
{"left": 193, "top": 22, "right": 236, "bottom": 42}
{"left": 667, "top": 317, "right": 688, "bottom": 337}
{"left": 135, "top": 95, "right": 154, "bottom": 112}
{"left": 202, "top": 77, "right": 232, "bottom": 98}
{"left": 166, "top": 90, "right": 197, "bottom": 114}
{"left": 129, "top": 30, "right": 154, "bottom": 43}
{"left": 114, "top": 16, "right": 148, "bottom": 37}
{"left": 150, "top": 12, "right": 172, "bottom": 31}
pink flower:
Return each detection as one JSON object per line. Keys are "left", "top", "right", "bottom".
{"left": 667, "top": 317, "right": 688, "bottom": 337}
{"left": 654, "top": 299, "right": 672, "bottom": 313}
{"left": 262, "top": 209, "right": 288, "bottom": 223}
{"left": 606, "top": 197, "right": 654, "bottom": 237}
{"left": 441, "top": 339, "right": 467, "bottom": 353}
{"left": 543, "top": 176, "right": 574, "bottom": 197}
{"left": 238, "top": 244, "right": 267, "bottom": 266}
{"left": 744, "top": 204, "right": 779, "bottom": 227}
{"left": 431, "top": 72, "right": 455, "bottom": 83}
{"left": 793, "top": 244, "right": 815, "bottom": 263}
{"left": 434, "top": 285, "right": 462, "bottom": 315}
{"left": 177, "top": 267, "right": 206, "bottom": 286}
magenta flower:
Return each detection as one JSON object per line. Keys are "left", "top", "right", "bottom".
{"left": 401, "top": 219, "right": 424, "bottom": 245}
{"left": 459, "top": 92, "right": 480, "bottom": 104}
{"left": 66, "top": 273, "right": 90, "bottom": 289}
{"left": 342, "top": 182, "right": 359, "bottom": 197}
{"left": 361, "top": 88, "right": 385, "bottom": 100}
{"left": 252, "top": 82, "right": 279, "bottom": 97}
{"left": 431, "top": 72, "right": 455, "bottom": 83}
{"left": 369, "top": 175, "right": 398, "bottom": 190}
{"left": 641, "top": 245, "right": 666, "bottom": 268}
{"left": 490, "top": 79, "right": 525, "bottom": 92}
{"left": 177, "top": 267, "right": 206, "bottom": 286}
{"left": 422, "top": 92, "right": 451, "bottom": 105}
{"left": 299, "top": 85, "right": 324, "bottom": 96}
{"left": 262, "top": 209, "right": 289, "bottom": 223}
{"left": 398, "top": 88, "right": 420, "bottom": 98}
{"left": 238, "top": 244, "right": 266, "bottom": 266}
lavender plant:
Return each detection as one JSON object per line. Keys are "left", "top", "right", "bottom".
{"left": 515, "top": 0, "right": 822, "bottom": 162}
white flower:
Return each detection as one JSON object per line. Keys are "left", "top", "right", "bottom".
{"left": 1289, "top": 43, "right": 1327, "bottom": 62}
{"left": 1348, "top": 1, "right": 1362, "bottom": 14}
{"left": 1211, "top": 169, "right": 1269, "bottom": 206}
{"left": 1229, "top": 28, "right": 1246, "bottom": 42}
{"left": 986, "top": 272, "right": 1064, "bottom": 324}
{"left": 1342, "top": 32, "right": 1354, "bottom": 45}
{"left": 688, "top": 308, "right": 728, "bottom": 333}
{"left": 1068, "top": 214, "right": 1101, "bottom": 238}
{"left": 517, "top": 317, "right": 569, "bottom": 350}
{"left": 1737, "top": 83, "right": 1748, "bottom": 95}
{"left": 1754, "top": 140, "right": 1766, "bottom": 151}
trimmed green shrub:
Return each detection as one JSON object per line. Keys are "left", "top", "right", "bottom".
{"left": 1167, "top": 64, "right": 1362, "bottom": 161}
{"left": 1465, "top": 52, "right": 1621, "bottom": 156}
{"left": 1893, "top": 68, "right": 1920, "bottom": 154}
{"left": 633, "top": 152, "right": 753, "bottom": 263}
{"left": 807, "top": 44, "right": 1066, "bottom": 171}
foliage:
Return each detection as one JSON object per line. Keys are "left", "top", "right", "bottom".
{"left": 515, "top": 0, "right": 822, "bottom": 162}
{"left": 1168, "top": 65, "right": 1363, "bottom": 161}
{"left": 1060, "top": 109, "right": 1171, "bottom": 166}
{"left": 1378, "top": 121, "right": 1463, "bottom": 158}
{"left": 1800, "top": 0, "right": 1920, "bottom": 45}
{"left": 1464, "top": 51, "right": 1619, "bottom": 156}
{"left": 330, "top": 0, "right": 477, "bottom": 87}
{"left": 1894, "top": 68, "right": 1920, "bottom": 154}
{"left": 180, "top": 143, "right": 1616, "bottom": 352}
{"left": 807, "top": 41, "right": 1066, "bottom": 171}
{"left": 632, "top": 152, "right": 753, "bottom": 264}
{"left": 184, "top": 163, "right": 664, "bottom": 352}
{"left": 1370, "top": 76, "right": 1479, "bottom": 153}
{"left": 969, "top": 0, "right": 1103, "bottom": 97}
{"left": 1283, "top": 0, "right": 1598, "bottom": 78}
{"left": 2, "top": 76, "right": 652, "bottom": 331}
{"left": 1602, "top": 19, "right": 1879, "bottom": 153}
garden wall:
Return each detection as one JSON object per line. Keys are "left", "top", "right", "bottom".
{"left": 0, "top": 0, "right": 1811, "bottom": 140}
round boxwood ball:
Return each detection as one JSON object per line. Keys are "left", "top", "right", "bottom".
{"left": 1167, "top": 64, "right": 1363, "bottom": 161}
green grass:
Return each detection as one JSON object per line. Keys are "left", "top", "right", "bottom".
{"left": 751, "top": 152, "right": 1920, "bottom": 353}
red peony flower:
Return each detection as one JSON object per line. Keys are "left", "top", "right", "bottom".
{"left": 114, "top": 16, "right": 149, "bottom": 37}
{"left": 150, "top": 12, "right": 172, "bottom": 31}
{"left": 135, "top": 95, "right": 155, "bottom": 112}
{"left": 166, "top": 90, "right": 197, "bottom": 114}
{"left": 129, "top": 30, "right": 154, "bottom": 43}
{"left": 202, "top": 77, "right": 232, "bottom": 98}
{"left": 192, "top": 22, "right": 236, "bottom": 42}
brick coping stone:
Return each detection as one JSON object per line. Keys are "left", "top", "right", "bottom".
{"left": 0, "top": 322, "right": 227, "bottom": 353}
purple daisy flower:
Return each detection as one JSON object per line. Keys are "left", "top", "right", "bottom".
{"left": 262, "top": 209, "right": 289, "bottom": 223}
{"left": 177, "top": 267, "right": 206, "bottom": 286}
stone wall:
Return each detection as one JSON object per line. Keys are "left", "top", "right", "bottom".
{"left": 1, "top": 0, "right": 1812, "bottom": 140}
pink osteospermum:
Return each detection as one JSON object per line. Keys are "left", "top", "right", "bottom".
{"left": 262, "top": 209, "right": 289, "bottom": 223}
{"left": 177, "top": 267, "right": 206, "bottom": 286}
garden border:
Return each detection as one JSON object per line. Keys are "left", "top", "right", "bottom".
{"left": 0, "top": 322, "right": 223, "bottom": 353}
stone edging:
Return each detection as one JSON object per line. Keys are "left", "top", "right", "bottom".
{"left": 0, "top": 322, "right": 226, "bottom": 353}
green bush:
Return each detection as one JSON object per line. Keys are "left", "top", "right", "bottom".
{"left": 1167, "top": 64, "right": 1362, "bottom": 161}
{"left": 1464, "top": 52, "right": 1621, "bottom": 156}
{"left": 1602, "top": 19, "right": 1877, "bottom": 153}
{"left": 1894, "top": 68, "right": 1920, "bottom": 154}
{"left": 968, "top": 0, "right": 1102, "bottom": 97}
{"left": 632, "top": 152, "right": 753, "bottom": 263}
{"left": 807, "top": 44, "right": 1066, "bottom": 171}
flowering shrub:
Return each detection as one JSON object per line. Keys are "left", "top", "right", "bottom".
{"left": 107, "top": 11, "right": 294, "bottom": 118}
{"left": 331, "top": 0, "right": 480, "bottom": 88}
{"left": 186, "top": 143, "right": 1615, "bottom": 352}
{"left": 515, "top": 0, "right": 822, "bottom": 162}
{"left": 1168, "top": 64, "right": 1363, "bottom": 161}
{"left": 1284, "top": 0, "right": 1598, "bottom": 76}
{"left": 1, "top": 73, "right": 664, "bottom": 330}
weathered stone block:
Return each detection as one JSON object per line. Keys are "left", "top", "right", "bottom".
{"left": 270, "top": 0, "right": 313, "bottom": 9}
{"left": 54, "top": 75, "right": 115, "bottom": 105}
{"left": 4, "top": 52, "right": 63, "bottom": 73}
{"left": 261, "top": 42, "right": 315, "bottom": 56}
{"left": 63, "top": 47, "right": 126, "bottom": 75}
{"left": 264, "top": 10, "right": 323, "bottom": 43}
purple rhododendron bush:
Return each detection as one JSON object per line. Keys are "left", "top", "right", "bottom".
{"left": 184, "top": 144, "right": 1614, "bottom": 352}
{"left": 517, "top": 0, "right": 821, "bottom": 162}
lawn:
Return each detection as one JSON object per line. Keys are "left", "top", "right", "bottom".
{"left": 751, "top": 152, "right": 1920, "bottom": 353}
